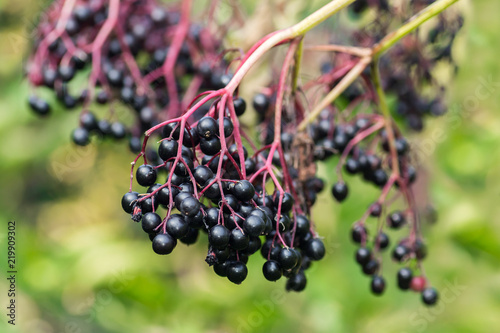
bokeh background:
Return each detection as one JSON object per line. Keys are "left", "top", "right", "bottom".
{"left": 1, "top": 0, "right": 499, "bottom": 332}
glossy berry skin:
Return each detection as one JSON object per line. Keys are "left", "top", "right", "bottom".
{"left": 72, "top": 127, "right": 90, "bottom": 146}
{"left": 233, "top": 97, "right": 246, "bottom": 116}
{"left": 262, "top": 260, "right": 282, "bottom": 281}
{"left": 371, "top": 275, "right": 386, "bottom": 295}
{"left": 331, "top": 182, "right": 349, "bottom": 202}
{"left": 203, "top": 208, "right": 220, "bottom": 228}
{"left": 351, "top": 225, "right": 367, "bottom": 244}
{"left": 223, "top": 117, "right": 233, "bottom": 137}
{"left": 158, "top": 139, "right": 179, "bottom": 161}
{"left": 304, "top": 238, "right": 325, "bottom": 261}
{"left": 227, "top": 261, "right": 248, "bottom": 284}
{"left": 387, "top": 211, "right": 406, "bottom": 229}
{"left": 209, "top": 225, "right": 230, "bottom": 249}
{"left": 252, "top": 93, "right": 270, "bottom": 114}
{"left": 232, "top": 180, "right": 255, "bottom": 202}
{"left": 141, "top": 212, "right": 162, "bottom": 233}
{"left": 370, "top": 202, "right": 382, "bottom": 217}
{"left": 180, "top": 228, "right": 199, "bottom": 245}
{"left": 421, "top": 288, "right": 439, "bottom": 306}
{"left": 29, "top": 96, "right": 51, "bottom": 116}
{"left": 136, "top": 165, "right": 157, "bottom": 187}
{"left": 355, "top": 247, "right": 372, "bottom": 265}
{"left": 278, "top": 248, "right": 299, "bottom": 270}
{"left": 276, "top": 192, "right": 294, "bottom": 213}
{"left": 199, "top": 137, "right": 221, "bottom": 155}
{"left": 165, "top": 214, "right": 189, "bottom": 239}
{"left": 196, "top": 116, "right": 218, "bottom": 138}
{"left": 193, "top": 166, "right": 213, "bottom": 186}
{"left": 179, "top": 196, "right": 200, "bottom": 218}
{"left": 397, "top": 267, "right": 413, "bottom": 290}
{"left": 344, "top": 158, "right": 359, "bottom": 174}
{"left": 286, "top": 270, "right": 307, "bottom": 292}
{"left": 362, "top": 259, "right": 379, "bottom": 275}
{"left": 111, "top": 122, "right": 126, "bottom": 139}
{"left": 242, "top": 215, "right": 265, "bottom": 237}
{"left": 294, "top": 215, "right": 310, "bottom": 237}
{"left": 375, "top": 232, "right": 390, "bottom": 250}
{"left": 121, "top": 191, "right": 139, "bottom": 213}
{"left": 229, "top": 228, "right": 249, "bottom": 251}
{"left": 392, "top": 244, "right": 410, "bottom": 262}
{"left": 152, "top": 233, "right": 177, "bottom": 255}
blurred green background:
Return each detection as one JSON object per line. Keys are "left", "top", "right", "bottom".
{"left": 1, "top": 0, "right": 499, "bottom": 332}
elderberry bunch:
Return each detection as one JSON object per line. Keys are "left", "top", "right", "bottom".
{"left": 121, "top": 100, "right": 326, "bottom": 290}
{"left": 26, "top": 0, "right": 227, "bottom": 150}
{"left": 322, "top": 0, "right": 464, "bottom": 130}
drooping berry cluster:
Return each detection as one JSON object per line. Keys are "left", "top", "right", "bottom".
{"left": 121, "top": 97, "right": 326, "bottom": 290}
{"left": 26, "top": 0, "right": 228, "bottom": 150}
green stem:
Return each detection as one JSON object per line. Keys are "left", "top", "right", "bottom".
{"left": 372, "top": 0, "right": 460, "bottom": 57}
{"left": 291, "top": 37, "right": 304, "bottom": 94}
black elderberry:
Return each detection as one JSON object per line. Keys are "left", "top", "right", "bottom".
{"left": 278, "top": 248, "right": 299, "bottom": 270}
{"left": 74, "top": 5, "right": 92, "bottom": 22}
{"left": 179, "top": 196, "right": 201, "bottom": 218}
{"left": 242, "top": 215, "right": 265, "bottom": 237}
{"left": 174, "top": 192, "right": 192, "bottom": 208}
{"left": 371, "top": 275, "right": 386, "bottom": 295}
{"left": 232, "top": 180, "right": 255, "bottom": 202}
{"left": 121, "top": 191, "right": 139, "bottom": 213}
{"left": 180, "top": 228, "right": 199, "bottom": 245}
{"left": 192, "top": 166, "right": 212, "bottom": 186}
{"left": 355, "top": 247, "right": 372, "bottom": 265}
{"left": 370, "top": 202, "right": 382, "bottom": 217}
{"left": 331, "top": 182, "right": 349, "bottom": 202}
{"left": 351, "top": 224, "right": 367, "bottom": 244}
{"left": 200, "top": 137, "right": 221, "bottom": 155}
{"left": 204, "top": 179, "right": 221, "bottom": 201}
{"left": 286, "top": 270, "right": 307, "bottom": 292}
{"left": 166, "top": 214, "right": 189, "bottom": 239}
{"left": 111, "top": 122, "right": 127, "bottom": 139}
{"left": 294, "top": 215, "right": 310, "bottom": 237}
{"left": 304, "top": 238, "right": 325, "bottom": 261}
{"left": 107, "top": 69, "right": 124, "bottom": 87}
{"left": 141, "top": 212, "right": 162, "bottom": 234}
{"left": 72, "top": 127, "right": 90, "bottom": 146}
{"left": 227, "top": 261, "right": 248, "bottom": 284}
{"left": 263, "top": 260, "right": 282, "bottom": 281}
{"left": 229, "top": 228, "right": 249, "bottom": 251}
{"left": 362, "top": 259, "right": 379, "bottom": 275}
{"left": 213, "top": 261, "right": 229, "bottom": 277}
{"left": 96, "top": 91, "right": 109, "bottom": 104}
{"left": 196, "top": 116, "right": 218, "bottom": 138}
{"left": 209, "top": 225, "right": 230, "bottom": 249}
{"left": 252, "top": 93, "right": 269, "bottom": 114}
{"left": 392, "top": 244, "right": 410, "bottom": 262}
{"left": 344, "top": 158, "right": 359, "bottom": 174}
{"left": 158, "top": 186, "right": 179, "bottom": 206}
{"left": 397, "top": 267, "right": 413, "bottom": 290}
{"left": 387, "top": 211, "right": 406, "bottom": 229}
{"left": 140, "top": 196, "right": 158, "bottom": 214}
{"left": 223, "top": 117, "right": 234, "bottom": 137}
{"left": 58, "top": 65, "right": 75, "bottom": 82}
{"left": 204, "top": 208, "right": 220, "bottom": 228}
{"left": 152, "top": 233, "right": 177, "bottom": 255}
{"left": 233, "top": 97, "right": 246, "bottom": 116}
{"left": 222, "top": 194, "right": 240, "bottom": 213}
{"left": 129, "top": 137, "right": 142, "bottom": 154}
{"left": 421, "top": 288, "right": 439, "bottom": 306}
{"left": 245, "top": 236, "right": 262, "bottom": 255}
{"left": 136, "top": 165, "right": 157, "bottom": 187}
{"left": 375, "top": 232, "right": 390, "bottom": 250}
{"left": 42, "top": 68, "right": 57, "bottom": 88}
{"left": 79, "top": 112, "right": 97, "bottom": 131}
{"left": 97, "top": 119, "right": 111, "bottom": 135}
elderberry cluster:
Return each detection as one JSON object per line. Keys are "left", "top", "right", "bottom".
{"left": 26, "top": 0, "right": 226, "bottom": 150}
{"left": 121, "top": 104, "right": 326, "bottom": 290}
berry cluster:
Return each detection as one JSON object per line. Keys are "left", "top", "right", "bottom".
{"left": 323, "top": 0, "right": 464, "bottom": 130}
{"left": 26, "top": 0, "right": 227, "bottom": 150}
{"left": 121, "top": 100, "right": 325, "bottom": 289}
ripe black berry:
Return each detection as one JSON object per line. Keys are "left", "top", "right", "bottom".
{"left": 229, "top": 228, "right": 249, "bottom": 250}
{"left": 29, "top": 96, "right": 51, "bottom": 116}
{"left": 227, "top": 261, "right": 248, "bottom": 284}
{"left": 233, "top": 97, "right": 246, "bottom": 116}
{"left": 331, "top": 182, "right": 348, "bottom": 202}
{"left": 375, "top": 232, "right": 390, "bottom": 250}
{"left": 294, "top": 215, "right": 310, "bottom": 237}
{"left": 136, "top": 164, "right": 157, "bottom": 187}
{"left": 263, "top": 260, "right": 282, "bottom": 281}
{"left": 370, "top": 202, "right": 382, "bottom": 217}
{"left": 252, "top": 93, "right": 270, "bottom": 114}
{"left": 158, "top": 139, "right": 179, "bottom": 161}
{"left": 209, "top": 225, "right": 230, "bottom": 249}
{"left": 387, "top": 211, "right": 406, "bottom": 229}
{"left": 355, "top": 247, "right": 372, "bottom": 265}
{"left": 362, "top": 259, "right": 379, "bottom": 275}
{"left": 232, "top": 180, "right": 255, "bottom": 202}
{"left": 152, "top": 233, "right": 177, "bottom": 255}
{"left": 371, "top": 275, "right": 386, "bottom": 295}
{"left": 286, "top": 270, "right": 307, "bottom": 292}
{"left": 199, "top": 137, "right": 221, "bottom": 155}
{"left": 304, "top": 238, "right": 325, "bottom": 261}
{"left": 72, "top": 127, "right": 90, "bottom": 146}
{"left": 193, "top": 166, "right": 213, "bottom": 186}
{"left": 351, "top": 224, "right": 367, "bottom": 243}
{"left": 166, "top": 214, "right": 189, "bottom": 239}
{"left": 141, "top": 212, "right": 162, "bottom": 233}
{"left": 421, "top": 287, "right": 439, "bottom": 306}
{"left": 397, "top": 267, "right": 413, "bottom": 290}
{"left": 121, "top": 191, "right": 139, "bottom": 213}
{"left": 180, "top": 228, "right": 199, "bottom": 245}
{"left": 392, "top": 244, "right": 410, "bottom": 262}
{"left": 196, "top": 116, "right": 218, "bottom": 138}
{"left": 242, "top": 215, "right": 265, "bottom": 237}
{"left": 278, "top": 248, "right": 299, "bottom": 270}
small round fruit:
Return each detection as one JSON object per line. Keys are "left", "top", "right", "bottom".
{"left": 136, "top": 165, "right": 157, "bottom": 187}
{"left": 232, "top": 180, "right": 255, "bottom": 202}
{"left": 179, "top": 196, "right": 200, "bottom": 218}
{"left": 286, "top": 270, "right": 307, "bottom": 292}
{"left": 121, "top": 191, "right": 139, "bottom": 213}
{"left": 421, "top": 288, "right": 439, "bottom": 306}
{"left": 227, "top": 261, "right": 248, "bottom": 284}
{"left": 355, "top": 247, "right": 372, "bottom": 265}
{"left": 387, "top": 211, "right": 406, "bottom": 229}
{"left": 72, "top": 127, "right": 90, "bottom": 146}
{"left": 262, "top": 260, "right": 282, "bottom": 281}
{"left": 371, "top": 275, "right": 386, "bottom": 295}
{"left": 397, "top": 267, "right": 413, "bottom": 290}
{"left": 331, "top": 182, "right": 348, "bottom": 202}
{"left": 304, "top": 238, "right": 325, "bottom": 260}
{"left": 278, "top": 248, "right": 299, "bottom": 270}
{"left": 152, "top": 233, "right": 177, "bottom": 255}
{"left": 209, "top": 225, "right": 230, "bottom": 249}
{"left": 141, "top": 212, "right": 162, "bottom": 233}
